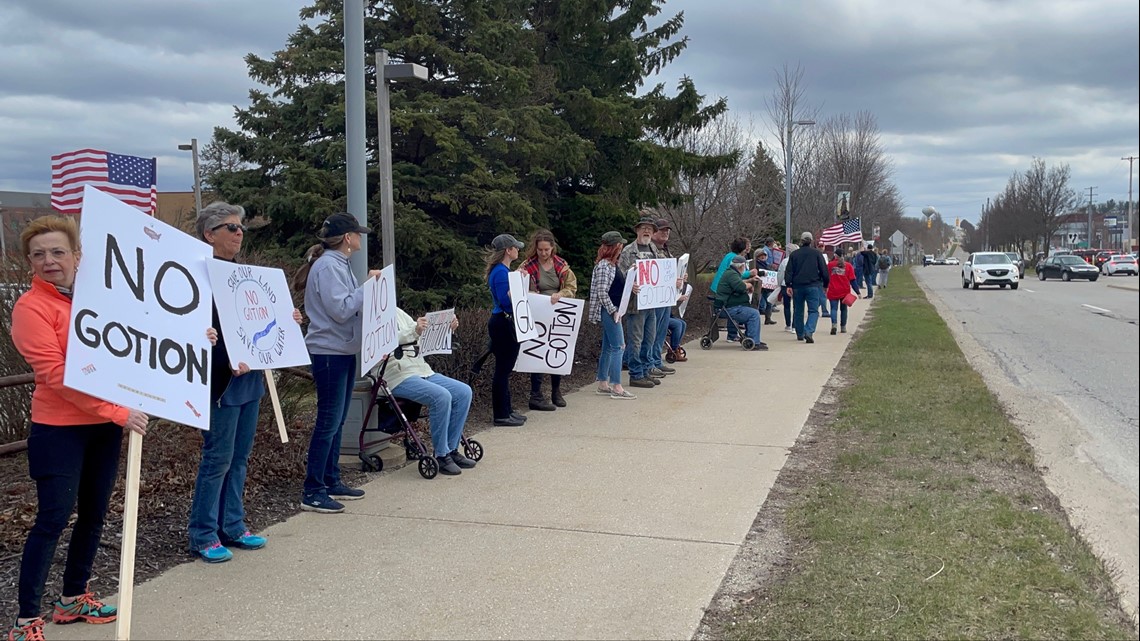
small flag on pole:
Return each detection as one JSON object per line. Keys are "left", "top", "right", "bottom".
{"left": 819, "top": 217, "right": 862, "bottom": 246}
{"left": 51, "top": 149, "right": 157, "bottom": 216}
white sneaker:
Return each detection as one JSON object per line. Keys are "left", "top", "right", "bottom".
{"left": 610, "top": 389, "right": 637, "bottom": 400}
{"left": 784, "top": 326, "right": 795, "bottom": 333}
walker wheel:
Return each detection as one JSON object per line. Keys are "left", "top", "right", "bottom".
{"left": 740, "top": 337, "right": 755, "bottom": 351}
{"left": 464, "top": 439, "right": 484, "bottom": 462}
{"left": 418, "top": 456, "right": 439, "bottom": 479}
{"left": 699, "top": 336, "right": 712, "bottom": 350}
{"left": 404, "top": 438, "right": 421, "bottom": 460}
{"left": 361, "top": 454, "right": 383, "bottom": 473}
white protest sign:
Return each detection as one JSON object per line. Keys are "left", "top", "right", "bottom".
{"left": 208, "top": 261, "right": 309, "bottom": 370}
{"left": 419, "top": 308, "right": 455, "bottom": 356}
{"left": 676, "top": 253, "right": 689, "bottom": 293}
{"left": 635, "top": 257, "right": 678, "bottom": 310}
{"left": 758, "top": 269, "right": 779, "bottom": 290}
{"left": 514, "top": 295, "right": 585, "bottom": 375}
{"left": 64, "top": 186, "right": 212, "bottom": 430}
{"left": 617, "top": 266, "right": 637, "bottom": 317}
{"left": 677, "top": 283, "right": 693, "bottom": 318}
{"left": 508, "top": 271, "right": 539, "bottom": 342}
{"left": 360, "top": 264, "right": 398, "bottom": 376}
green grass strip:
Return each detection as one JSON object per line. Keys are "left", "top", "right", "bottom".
{"left": 727, "top": 266, "right": 1136, "bottom": 640}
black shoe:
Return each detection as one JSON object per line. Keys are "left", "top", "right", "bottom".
{"left": 494, "top": 416, "right": 526, "bottom": 427}
{"left": 436, "top": 454, "right": 462, "bottom": 476}
{"left": 629, "top": 378, "right": 656, "bottom": 389}
{"left": 651, "top": 377, "right": 661, "bottom": 385}
{"left": 830, "top": 326, "right": 837, "bottom": 335}
{"left": 764, "top": 319, "right": 777, "bottom": 325}
{"left": 805, "top": 334, "right": 814, "bottom": 344}
{"left": 797, "top": 335, "right": 805, "bottom": 341}
{"left": 510, "top": 411, "right": 527, "bottom": 422}
{"left": 551, "top": 390, "right": 566, "bottom": 407}
{"left": 752, "top": 342, "right": 769, "bottom": 351}
{"left": 528, "top": 395, "right": 556, "bottom": 411}
{"left": 450, "top": 450, "right": 477, "bottom": 468}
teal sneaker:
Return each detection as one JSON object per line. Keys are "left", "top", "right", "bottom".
{"left": 197, "top": 542, "right": 233, "bottom": 564}
{"left": 224, "top": 531, "right": 266, "bottom": 550}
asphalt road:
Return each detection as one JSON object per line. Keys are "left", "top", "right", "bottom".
{"left": 914, "top": 263, "right": 1139, "bottom": 494}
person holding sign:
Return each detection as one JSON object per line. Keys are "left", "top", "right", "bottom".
{"left": 715, "top": 255, "right": 766, "bottom": 350}
{"left": 519, "top": 229, "right": 578, "bottom": 411}
{"left": 486, "top": 234, "right": 527, "bottom": 427}
{"left": 8, "top": 217, "right": 152, "bottom": 641}
{"left": 296, "top": 213, "right": 380, "bottom": 514}
{"left": 710, "top": 237, "right": 754, "bottom": 342}
{"left": 587, "top": 231, "right": 636, "bottom": 399}
{"left": 187, "top": 203, "right": 303, "bottom": 563}
{"left": 386, "top": 308, "right": 476, "bottom": 476}
{"left": 618, "top": 215, "right": 665, "bottom": 389}
{"left": 645, "top": 218, "right": 681, "bottom": 377}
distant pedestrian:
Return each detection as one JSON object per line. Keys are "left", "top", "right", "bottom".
{"left": 826, "top": 248, "right": 856, "bottom": 335}
{"left": 786, "top": 231, "right": 829, "bottom": 343}
{"left": 877, "top": 248, "right": 892, "bottom": 289}
{"left": 859, "top": 243, "right": 879, "bottom": 297}
{"left": 519, "top": 229, "right": 578, "bottom": 411}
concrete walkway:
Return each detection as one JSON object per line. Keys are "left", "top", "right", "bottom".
{"left": 54, "top": 302, "right": 869, "bottom": 641}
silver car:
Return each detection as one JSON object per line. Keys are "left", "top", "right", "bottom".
{"left": 962, "top": 252, "right": 1020, "bottom": 290}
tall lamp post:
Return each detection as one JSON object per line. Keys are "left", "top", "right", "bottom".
{"left": 783, "top": 118, "right": 816, "bottom": 248}
{"left": 375, "top": 50, "right": 428, "bottom": 269}
{"left": 177, "top": 138, "right": 202, "bottom": 217}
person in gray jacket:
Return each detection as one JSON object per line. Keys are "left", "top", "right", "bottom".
{"left": 296, "top": 213, "right": 381, "bottom": 515}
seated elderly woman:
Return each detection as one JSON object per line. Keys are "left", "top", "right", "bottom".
{"left": 714, "top": 255, "right": 767, "bottom": 351}
{"left": 384, "top": 308, "right": 475, "bottom": 476}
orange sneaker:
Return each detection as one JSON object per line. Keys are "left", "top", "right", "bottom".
{"left": 51, "top": 592, "right": 117, "bottom": 624}
{"left": 7, "top": 618, "right": 45, "bottom": 641}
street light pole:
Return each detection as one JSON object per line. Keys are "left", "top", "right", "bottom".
{"left": 783, "top": 118, "right": 815, "bottom": 249}
{"left": 1124, "top": 155, "right": 1137, "bottom": 252}
{"left": 375, "top": 50, "right": 428, "bottom": 270}
{"left": 177, "top": 139, "right": 201, "bottom": 217}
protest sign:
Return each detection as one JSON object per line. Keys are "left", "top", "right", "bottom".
{"left": 676, "top": 253, "right": 689, "bottom": 292}
{"left": 419, "top": 308, "right": 456, "bottom": 356}
{"left": 769, "top": 247, "right": 785, "bottom": 266}
{"left": 617, "top": 266, "right": 636, "bottom": 317}
{"left": 635, "top": 257, "right": 678, "bottom": 310}
{"left": 361, "top": 264, "right": 398, "bottom": 376}
{"left": 208, "top": 261, "right": 309, "bottom": 370}
{"left": 64, "top": 186, "right": 213, "bottom": 430}
{"left": 514, "top": 295, "right": 585, "bottom": 375}
{"left": 758, "top": 269, "right": 779, "bottom": 290}
{"left": 508, "top": 271, "right": 539, "bottom": 341}
{"left": 677, "top": 283, "right": 694, "bottom": 318}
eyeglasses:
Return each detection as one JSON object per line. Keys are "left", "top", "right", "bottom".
{"left": 211, "top": 223, "right": 247, "bottom": 233}
{"left": 28, "top": 248, "right": 72, "bottom": 263}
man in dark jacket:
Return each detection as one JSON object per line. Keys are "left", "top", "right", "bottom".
{"left": 716, "top": 255, "right": 766, "bottom": 350}
{"left": 785, "top": 231, "right": 829, "bottom": 343}
{"left": 859, "top": 243, "right": 879, "bottom": 298}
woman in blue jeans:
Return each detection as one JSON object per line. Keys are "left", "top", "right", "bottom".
{"left": 187, "top": 203, "right": 304, "bottom": 563}
{"left": 588, "top": 231, "right": 636, "bottom": 399}
{"left": 386, "top": 308, "right": 475, "bottom": 476}
{"left": 297, "top": 213, "right": 382, "bottom": 514}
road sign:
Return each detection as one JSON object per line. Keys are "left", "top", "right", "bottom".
{"left": 890, "top": 230, "right": 906, "bottom": 247}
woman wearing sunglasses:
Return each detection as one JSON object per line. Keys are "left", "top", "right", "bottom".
{"left": 187, "top": 202, "right": 302, "bottom": 563}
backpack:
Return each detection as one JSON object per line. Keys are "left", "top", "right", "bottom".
{"left": 877, "top": 255, "right": 890, "bottom": 270}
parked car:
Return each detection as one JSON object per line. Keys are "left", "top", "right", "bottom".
{"left": 1101, "top": 254, "right": 1138, "bottom": 276}
{"left": 945, "top": 256, "right": 960, "bottom": 265}
{"left": 1002, "top": 252, "right": 1026, "bottom": 278}
{"left": 1037, "top": 255, "right": 1099, "bottom": 281}
{"left": 962, "top": 252, "right": 1019, "bottom": 290}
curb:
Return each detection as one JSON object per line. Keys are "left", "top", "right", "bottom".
{"left": 1106, "top": 282, "right": 1139, "bottom": 293}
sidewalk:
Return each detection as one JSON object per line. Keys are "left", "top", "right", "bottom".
{"left": 54, "top": 303, "right": 869, "bottom": 641}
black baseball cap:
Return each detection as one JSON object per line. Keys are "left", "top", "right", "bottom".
{"left": 319, "top": 212, "right": 371, "bottom": 238}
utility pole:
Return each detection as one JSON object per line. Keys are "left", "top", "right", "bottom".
{"left": 1124, "top": 156, "right": 1137, "bottom": 252}
{"left": 1086, "top": 186, "right": 1097, "bottom": 249}
{"left": 984, "top": 197, "right": 990, "bottom": 251}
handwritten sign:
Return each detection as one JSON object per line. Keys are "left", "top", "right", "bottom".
{"left": 419, "top": 308, "right": 455, "bottom": 356}
{"left": 758, "top": 269, "right": 779, "bottom": 290}
{"left": 616, "top": 266, "right": 637, "bottom": 317}
{"left": 508, "top": 271, "right": 539, "bottom": 342}
{"left": 64, "top": 186, "right": 212, "bottom": 429}
{"left": 676, "top": 253, "right": 689, "bottom": 294}
{"left": 514, "top": 295, "right": 585, "bottom": 376}
{"left": 635, "top": 258, "right": 678, "bottom": 310}
{"left": 208, "top": 261, "right": 309, "bottom": 370}
{"left": 769, "top": 248, "right": 785, "bottom": 267}
{"left": 360, "top": 264, "right": 398, "bottom": 376}
{"left": 677, "top": 283, "right": 693, "bottom": 318}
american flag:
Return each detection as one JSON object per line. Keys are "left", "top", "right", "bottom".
{"left": 51, "top": 149, "right": 157, "bottom": 215}
{"left": 819, "top": 217, "right": 862, "bottom": 246}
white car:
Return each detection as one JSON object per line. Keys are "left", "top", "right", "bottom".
{"left": 1102, "top": 254, "right": 1138, "bottom": 276}
{"left": 962, "top": 252, "right": 1019, "bottom": 290}
{"left": 945, "top": 257, "right": 960, "bottom": 265}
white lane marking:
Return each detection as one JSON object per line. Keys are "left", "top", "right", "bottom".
{"left": 1022, "top": 288, "right": 1035, "bottom": 293}
{"left": 1082, "top": 304, "right": 1112, "bottom": 315}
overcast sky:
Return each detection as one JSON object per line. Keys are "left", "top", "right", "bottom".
{"left": 1, "top": 0, "right": 1136, "bottom": 223}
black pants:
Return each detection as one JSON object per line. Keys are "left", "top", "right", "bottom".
{"left": 488, "top": 313, "right": 520, "bottom": 419}
{"left": 530, "top": 373, "right": 562, "bottom": 396}
{"left": 18, "top": 422, "right": 122, "bottom": 619}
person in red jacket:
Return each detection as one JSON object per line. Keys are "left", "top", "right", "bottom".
{"left": 8, "top": 216, "right": 215, "bottom": 641}
{"left": 826, "top": 248, "right": 857, "bottom": 335}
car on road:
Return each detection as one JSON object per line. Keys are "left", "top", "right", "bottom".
{"left": 1037, "top": 255, "right": 1100, "bottom": 282}
{"left": 923, "top": 254, "right": 935, "bottom": 266}
{"left": 945, "top": 256, "right": 960, "bottom": 265}
{"left": 1101, "top": 254, "right": 1138, "bottom": 276}
{"left": 962, "top": 252, "right": 1020, "bottom": 290}
{"left": 1093, "top": 251, "right": 1118, "bottom": 269}
{"left": 1003, "top": 252, "right": 1026, "bottom": 278}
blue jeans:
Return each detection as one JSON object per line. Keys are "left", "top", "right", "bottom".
{"left": 667, "top": 317, "right": 687, "bottom": 350}
{"left": 792, "top": 286, "right": 825, "bottom": 338}
{"left": 862, "top": 271, "right": 875, "bottom": 297}
{"left": 623, "top": 310, "right": 655, "bottom": 380}
{"left": 597, "top": 312, "right": 625, "bottom": 386}
{"left": 188, "top": 397, "right": 260, "bottom": 550}
{"left": 649, "top": 307, "right": 670, "bottom": 368}
{"left": 305, "top": 354, "right": 356, "bottom": 498}
{"left": 392, "top": 374, "right": 471, "bottom": 457}
{"left": 726, "top": 305, "right": 761, "bottom": 343}
{"left": 828, "top": 299, "right": 849, "bottom": 328}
